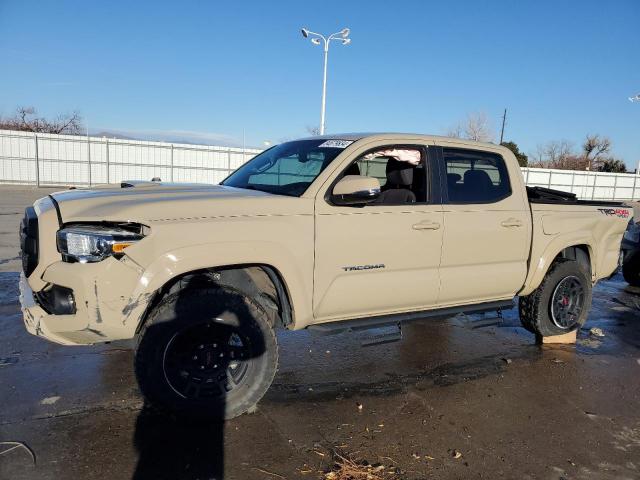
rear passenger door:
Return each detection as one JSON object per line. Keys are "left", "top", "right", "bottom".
{"left": 436, "top": 146, "right": 530, "bottom": 305}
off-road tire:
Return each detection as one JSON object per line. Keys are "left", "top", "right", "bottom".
{"left": 135, "top": 287, "right": 278, "bottom": 420}
{"left": 622, "top": 252, "right": 640, "bottom": 287}
{"left": 519, "top": 259, "right": 592, "bottom": 337}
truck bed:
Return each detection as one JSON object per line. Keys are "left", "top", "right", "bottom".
{"left": 526, "top": 186, "right": 628, "bottom": 207}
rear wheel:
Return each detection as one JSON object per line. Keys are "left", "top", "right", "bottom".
{"left": 519, "top": 259, "right": 592, "bottom": 337}
{"left": 622, "top": 252, "right": 640, "bottom": 287}
{"left": 135, "top": 287, "right": 278, "bottom": 420}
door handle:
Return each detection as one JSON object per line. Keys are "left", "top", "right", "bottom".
{"left": 412, "top": 221, "right": 441, "bottom": 231}
{"left": 501, "top": 218, "right": 523, "bottom": 228}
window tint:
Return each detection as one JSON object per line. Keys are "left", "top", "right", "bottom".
{"left": 443, "top": 148, "right": 511, "bottom": 203}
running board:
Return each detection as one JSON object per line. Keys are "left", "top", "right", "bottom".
{"left": 307, "top": 299, "right": 514, "bottom": 335}
{"left": 361, "top": 324, "right": 403, "bottom": 347}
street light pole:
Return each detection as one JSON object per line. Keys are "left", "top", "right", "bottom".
{"left": 320, "top": 40, "right": 329, "bottom": 136}
{"left": 301, "top": 27, "right": 351, "bottom": 135}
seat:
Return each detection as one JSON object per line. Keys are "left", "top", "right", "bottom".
{"left": 377, "top": 158, "right": 416, "bottom": 204}
{"left": 446, "top": 173, "right": 462, "bottom": 201}
{"left": 462, "top": 169, "right": 493, "bottom": 201}
{"left": 447, "top": 173, "right": 461, "bottom": 188}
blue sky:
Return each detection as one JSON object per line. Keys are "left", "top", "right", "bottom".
{"left": 1, "top": 0, "right": 638, "bottom": 166}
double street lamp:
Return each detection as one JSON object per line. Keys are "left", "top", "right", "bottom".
{"left": 301, "top": 27, "right": 351, "bottom": 135}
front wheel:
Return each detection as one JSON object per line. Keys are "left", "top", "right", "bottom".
{"left": 134, "top": 287, "right": 278, "bottom": 420}
{"left": 519, "top": 259, "right": 592, "bottom": 337}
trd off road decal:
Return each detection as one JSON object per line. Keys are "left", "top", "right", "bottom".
{"left": 597, "top": 208, "right": 630, "bottom": 218}
{"left": 342, "top": 264, "right": 385, "bottom": 272}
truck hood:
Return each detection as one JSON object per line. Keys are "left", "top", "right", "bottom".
{"left": 49, "top": 184, "right": 311, "bottom": 223}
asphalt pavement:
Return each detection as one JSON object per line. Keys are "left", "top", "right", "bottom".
{"left": 1, "top": 185, "right": 640, "bottom": 480}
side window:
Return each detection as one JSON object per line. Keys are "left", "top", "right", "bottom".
{"left": 347, "top": 146, "right": 427, "bottom": 204}
{"left": 443, "top": 148, "right": 511, "bottom": 204}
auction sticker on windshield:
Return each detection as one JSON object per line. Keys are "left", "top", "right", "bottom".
{"left": 318, "top": 140, "right": 353, "bottom": 148}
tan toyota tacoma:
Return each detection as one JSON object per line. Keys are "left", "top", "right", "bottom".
{"left": 19, "top": 133, "right": 631, "bottom": 419}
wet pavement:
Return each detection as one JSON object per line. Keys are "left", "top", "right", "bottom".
{"left": 1, "top": 186, "right": 640, "bottom": 480}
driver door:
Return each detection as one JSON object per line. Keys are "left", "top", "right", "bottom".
{"left": 312, "top": 143, "right": 444, "bottom": 322}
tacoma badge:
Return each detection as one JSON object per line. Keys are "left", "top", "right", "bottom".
{"left": 341, "top": 264, "right": 385, "bottom": 272}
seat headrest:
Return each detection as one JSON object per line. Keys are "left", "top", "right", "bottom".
{"left": 464, "top": 169, "right": 492, "bottom": 187}
{"left": 386, "top": 158, "right": 413, "bottom": 186}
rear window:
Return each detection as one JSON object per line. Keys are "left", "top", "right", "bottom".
{"left": 443, "top": 148, "right": 511, "bottom": 204}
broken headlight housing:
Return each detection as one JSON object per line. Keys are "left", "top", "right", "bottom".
{"left": 57, "top": 224, "right": 145, "bottom": 263}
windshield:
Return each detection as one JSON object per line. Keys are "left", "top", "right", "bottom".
{"left": 221, "top": 139, "right": 350, "bottom": 197}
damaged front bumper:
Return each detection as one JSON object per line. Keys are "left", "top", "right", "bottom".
{"left": 19, "top": 256, "right": 148, "bottom": 345}
{"left": 19, "top": 272, "right": 80, "bottom": 345}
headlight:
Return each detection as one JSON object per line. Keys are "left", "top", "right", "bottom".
{"left": 57, "top": 224, "right": 145, "bottom": 263}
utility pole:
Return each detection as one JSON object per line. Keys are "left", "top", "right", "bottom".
{"left": 499, "top": 108, "right": 507, "bottom": 144}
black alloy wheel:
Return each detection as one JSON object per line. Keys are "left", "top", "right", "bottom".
{"left": 163, "top": 322, "right": 252, "bottom": 400}
{"left": 550, "top": 275, "right": 585, "bottom": 329}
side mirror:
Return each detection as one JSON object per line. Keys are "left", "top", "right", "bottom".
{"left": 331, "top": 175, "right": 381, "bottom": 206}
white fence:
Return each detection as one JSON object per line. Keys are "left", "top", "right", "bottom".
{"left": 521, "top": 167, "right": 640, "bottom": 202}
{"left": 0, "top": 129, "right": 262, "bottom": 186}
{"left": 0, "top": 129, "right": 638, "bottom": 201}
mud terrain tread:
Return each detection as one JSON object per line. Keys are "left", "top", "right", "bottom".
{"left": 518, "top": 258, "right": 591, "bottom": 337}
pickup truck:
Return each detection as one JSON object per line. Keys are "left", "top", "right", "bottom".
{"left": 18, "top": 133, "right": 630, "bottom": 419}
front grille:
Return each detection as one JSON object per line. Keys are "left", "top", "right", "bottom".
{"left": 20, "top": 207, "right": 39, "bottom": 277}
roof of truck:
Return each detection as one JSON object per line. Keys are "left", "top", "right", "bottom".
{"left": 297, "top": 132, "right": 501, "bottom": 150}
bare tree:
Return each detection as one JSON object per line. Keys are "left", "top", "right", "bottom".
{"left": 0, "top": 106, "right": 83, "bottom": 135}
{"left": 529, "top": 140, "right": 580, "bottom": 169}
{"left": 553, "top": 154, "right": 589, "bottom": 170}
{"left": 529, "top": 135, "right": 624, "bottom": 171}
{"left": 446, "top": 112, "right": 494, "bottom": 142}
{"left": 582, "top": 134, "right": 611, "bottom": 170}
{"left": 547, "top": 140, "right": 573, "bottom": 164}
{"left": 445, "top": 123, "right": 463, "bottom": 139}
{"left": 464, "top": 112, "right": 494, "bottom": 142}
